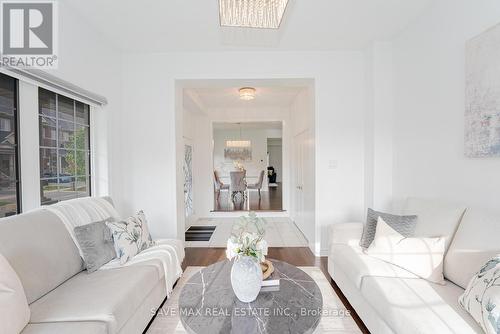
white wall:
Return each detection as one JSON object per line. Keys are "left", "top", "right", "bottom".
{"left": 118, "top": 51, "right": 367, "bottom": 254}
{"left": 391, "top": 0, "right": 500, "bottom": 213}
{"left": 183, "top": 107, "right": 195, "bottom": 142}
{"left": 364, "top": 42, "right": 395, "bottom": 213}
{"left": 191, "top": 112, "right": 212, "bottom": 222}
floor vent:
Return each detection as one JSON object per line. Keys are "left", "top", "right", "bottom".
{"left": 185, "top": 226, "right": 216, "bottom": 241}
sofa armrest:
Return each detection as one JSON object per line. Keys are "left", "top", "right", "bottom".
{"left": 328, "top": 223, "right": 363, "bottom": 250}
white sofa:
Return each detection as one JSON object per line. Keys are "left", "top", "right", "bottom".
{"left": 328, "top": 198, "right": 500, "bottom": 334}
{"left": 0, "top": 197, "right": 184, "bottom": 334}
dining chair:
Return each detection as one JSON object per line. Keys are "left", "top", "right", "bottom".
{"left": 230, "top": 170, "right": 247, "bottom": 204}
{"left": 214, "top": 170, "right": 229, "bottom": 200}
{"left": 247, "top": 170, "right": 265, "bottom": 198}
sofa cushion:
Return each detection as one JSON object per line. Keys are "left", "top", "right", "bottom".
{"left": 100, "top": 239, "right": 185, "bottom": 296}
{"left": 403, "top": 197, "right": 466, "bottom": 250}
{"left": 331, "top": 243, "right": 419, "bottom": 289}
{"left": 0, "top": 210, "right": 83, "bottom": 304}
{"left": 0, "top": 252, "right": 30, "bottom": 334}
{"left": 29, "top": 264, "right": 162, "bottom": 334}
{"left": 329, "top": 222, "right": 364, "bottom": 248}
{"left": 445, "top": 209, "right": 500, "bottom": 289}
{"left": 22, "top": 322, "right": 108, "bottom": 334}
{"left": 361, "top": 276, "right": 482, "bottom": 334}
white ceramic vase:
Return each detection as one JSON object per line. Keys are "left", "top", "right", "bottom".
{"left": 230, "top": 255, "right": 263, "bottom": 302}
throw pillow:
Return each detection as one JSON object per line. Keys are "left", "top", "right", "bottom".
{"left": 74, "top": 220, "right": 117, "bottom": 273}
{"left": 459, "top": 256, "right": 500, "bottom": 334}
{"left": 0, "top": 252, "right": 30, "bottom": 333}
{"left": 365, "top": 217, "right": 446, "bottom": 284}
{"left": 106, "top": 211, "right": 154, "bottom": 264}
{"left": 359, "top": 208, "right": 418, "bottom": 248}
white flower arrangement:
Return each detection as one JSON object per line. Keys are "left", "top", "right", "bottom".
{"left": 233, "top": 161, "right": 245, "bottom": 171}
{"left": 226, "top": 212, "right": 268, "bottom": 263}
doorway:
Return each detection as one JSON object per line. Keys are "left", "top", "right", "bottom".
{"left": 212, "top": 121, "right": 283, "bottom": 212}
{"left": 267, "top": 138, "right": 282, "bottom": 185}
{"left": 175, "top": 79, "right": 316, "bottom": 252}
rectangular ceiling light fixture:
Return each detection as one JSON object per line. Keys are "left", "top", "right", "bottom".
{"left": 219, "top": 0, "right": 289, "bottom": 29}
{"left": 226, "top": 140, "right": 251, "bottom": 148}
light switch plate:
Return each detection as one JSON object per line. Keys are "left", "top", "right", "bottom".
{"left": 328, "top": 160, "right": 338, "bottom": 169}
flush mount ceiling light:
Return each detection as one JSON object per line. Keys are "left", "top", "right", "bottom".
{"left": 219, "top": 0, "right": 289, "bottom": 29}
{"left": 239, "top": 87, "right": 256, "bottom": 100}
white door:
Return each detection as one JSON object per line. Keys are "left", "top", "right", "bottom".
{"left": 293, "top": 131, "right": 307, "bottom": 232}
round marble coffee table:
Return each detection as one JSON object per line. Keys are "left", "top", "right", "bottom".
{"left": 179, "top": 259, "right": 323, "bottom": 334}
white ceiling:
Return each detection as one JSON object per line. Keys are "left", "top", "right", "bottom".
{"left": 187, "top": 86, "right": 304, "bottom": 109}
{"left": 65, "top": 0, "right": 435, "bottom": 52}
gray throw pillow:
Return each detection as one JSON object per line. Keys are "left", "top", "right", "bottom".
{"left": 359, "top": 208, "right": 418, "bottom": 249}
{"left": 74, "top": 220, "right": 116, "bottom": 273}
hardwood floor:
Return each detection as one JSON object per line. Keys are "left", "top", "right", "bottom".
{"left": 213, "top": 183, "right": 283, "bottom": 212}
{"left": 182, "top": 247, "right": 370, "bottom": 334}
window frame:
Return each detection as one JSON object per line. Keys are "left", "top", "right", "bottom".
{"left": 0, "top": 73, "right": 22, "bottom": 216}
{"left": 38, "top": 88, "right": 91, "bottom": 205}
{"left": 13, "top": 78, "right": 22, "bottom": 214}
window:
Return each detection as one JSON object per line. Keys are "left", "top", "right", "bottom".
{"left": 0, "top": 118, "right": 12, "bottom": 131}
{"left": 0, "top": 73, "right": 20, "bottom": 217}
{"left": 39, "top": 88, "right": 91, "bottom": 205}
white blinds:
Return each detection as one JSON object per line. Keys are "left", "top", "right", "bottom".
{"left": 1, "top": 67, "right": 107, "bottom": 106}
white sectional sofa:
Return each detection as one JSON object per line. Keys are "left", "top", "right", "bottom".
{"left": 0, "top": 197, "right": 184, "bottom": 334}
{"left": 328, "top": 198, "right": 499, "bottom": 334}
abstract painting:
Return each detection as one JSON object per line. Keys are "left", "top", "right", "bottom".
{"left": 224, "top": 147, "right": 252, "bottom": 161}
{"left": 183, "top": 144, "right": 193, "bottom": 217}
{"left": 465, "top": 23, "right": 500, "bottom": 157}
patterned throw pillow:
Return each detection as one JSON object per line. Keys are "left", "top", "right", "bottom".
{"left": 459, "top": 256, "right": 500, "bottom": 334}
{"left": 106, "top": 211, "right": 154, "bottom": 264}
{"left": 359, "top": 208, "right": 418, "bottom": 248}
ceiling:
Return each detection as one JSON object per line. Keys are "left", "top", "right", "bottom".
{"left": 213, "top": 121, "right": 283, "bottom": 130}
{"left": 65, "top": 0, "right": 435, "bottom": 52}
{"left": 186, "top": 86, "right": 305, "bottom": 109}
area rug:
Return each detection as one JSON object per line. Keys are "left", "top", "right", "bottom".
{"left": 146, "top": 266, "right": 361, "bottom": 333}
